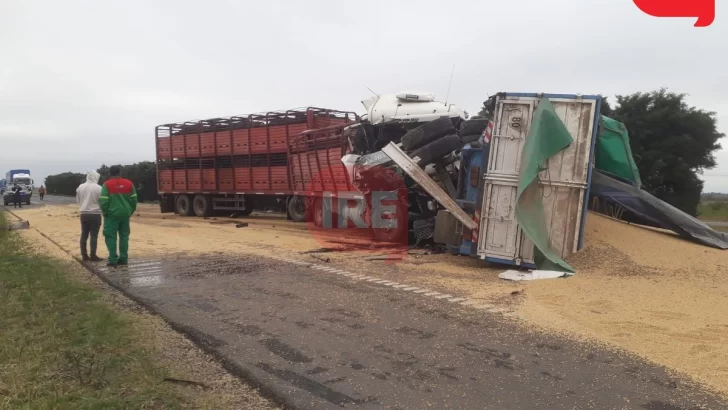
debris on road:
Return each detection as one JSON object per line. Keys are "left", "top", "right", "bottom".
{"left": 499, "top": 270, "right": 570, "bottom": 281}
{"left": 7, "top": 220, "right": 30, "bottom": 231}
{"left": 302, "top": 247, "right": 338, "bottom": 254}
{"left": 364, "top": 255, "right": 404, "bottom": 261}
{"left": 235, "top": 223, "right": 248, "bottom": 228}
{"left": 408, "top": 249, "right": 431, "bottom": 256}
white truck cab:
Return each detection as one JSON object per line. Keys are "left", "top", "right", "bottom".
{"left": 361, "top": 92, "right": 466, "bottom": 125}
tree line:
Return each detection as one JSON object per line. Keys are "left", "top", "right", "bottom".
{"left": 45, "top": 162, "right": 157, "bottom": 200}
{"left": 478, "top": 89, "right": 724, "bottom": 216}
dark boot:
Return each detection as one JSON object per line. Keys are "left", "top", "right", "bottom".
{"left": 89, "top": 255, "right": 103, "bottom": 262}
{"left": 82, "top": 255, "right": 90, "bottom": 261}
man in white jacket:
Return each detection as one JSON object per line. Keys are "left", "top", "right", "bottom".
{"left": 76, "top": 170, "right": 103, "bottom": 261}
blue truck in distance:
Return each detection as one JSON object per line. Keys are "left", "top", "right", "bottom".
{"left": 2, "top": 169, "right": 34, "bottom": 206}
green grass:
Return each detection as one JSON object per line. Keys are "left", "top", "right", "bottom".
{"left": 0, "top": 215, "right": 187, "bottom": 409}
{"left": 697, "top": 201, "right": 728, "bottom": 222}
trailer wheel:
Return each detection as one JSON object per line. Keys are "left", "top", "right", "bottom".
{"left": 410, "top": 134, "right": 463, "bottom": 166}
{"left": 287, "top": 196, "right": 307, "bottom": 222}
{"left": 400, "top": 117, "right": 455, "bottom": 151}
{"left": 458, "top": 119, "right": 489, "bottom": 137}
{"left": 192, "top": 195, "right": 211, "bottom": 217}
{"left": 175, "top": 195, "right": 194, "bottom": 216}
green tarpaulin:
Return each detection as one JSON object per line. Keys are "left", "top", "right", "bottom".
{"left": 595, "top": 116, "right": 642, "bottom": 187}
{"left": 516, "top": 99, "right": 575, "bottom": 274}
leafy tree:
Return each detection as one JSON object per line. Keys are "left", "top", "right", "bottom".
{"left": 45, "top": 172, "right": 85, "bottom": 196}
{"left": 473, "top": 95, "right": 496, "bottom": 120}
{"left": 46, "top": 162, "right": 158, "bottom": 198}
{"left": 609, "top": 89, "right": 724, "bottom": 216}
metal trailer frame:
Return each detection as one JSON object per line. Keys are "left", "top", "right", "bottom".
{"left": 155, "top": 108, "right": 359, "bottom": 211}
{"left": 475, "top": 93, "right": 602, "bottom": 268}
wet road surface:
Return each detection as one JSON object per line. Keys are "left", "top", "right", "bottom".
{"left": 86, "top": 255, "right": 727, "bottom": 410}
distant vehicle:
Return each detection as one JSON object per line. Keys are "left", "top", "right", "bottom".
{"left": 3, "top": 169, "right": 34, "bottom": 206}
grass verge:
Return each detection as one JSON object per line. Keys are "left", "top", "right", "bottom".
{"left": 698, "top": 201, "right": 728, "bottom": 222}
{"left": 0, "top": 214, "right": 187, "bottom": 409}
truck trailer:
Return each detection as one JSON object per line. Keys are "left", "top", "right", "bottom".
{"left": 155, "top": 107, "right": 358, "bottom": 219}
{"left": 155, "top": 95, "right": 477, "bottom": 244}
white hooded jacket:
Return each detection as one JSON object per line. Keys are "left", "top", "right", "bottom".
{"left": 76, "top": 170, "right": 102, "bottom": 214}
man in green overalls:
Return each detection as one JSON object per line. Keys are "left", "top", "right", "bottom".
{"left": 100, "top": 166, "right": 138, "bottom": 267}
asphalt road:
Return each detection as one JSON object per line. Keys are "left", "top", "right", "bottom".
{"left": 84, "top": 255, "right": 727, "bottom": 410}
{"left": 36, "top": 194, "right": 77, "bottom": 206}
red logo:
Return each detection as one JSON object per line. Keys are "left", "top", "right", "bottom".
{"left": 304, "top": 163, "right": 409, "bottom": 262}
{"left": 634, "top": 0, "right": 715, "bottom": 27}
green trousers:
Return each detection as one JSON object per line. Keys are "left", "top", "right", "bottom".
{"left": 103, "top": 216, "right": 130, "bottom": 264}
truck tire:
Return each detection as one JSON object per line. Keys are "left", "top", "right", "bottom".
{"left": 192, "top": 195, "right": 212, "bottom": 217}
{"left": 287, "top": 195, "right": 307, "bottom": 222}
{"left": 175, "top": 195, "right": 194, "bottom": 216}
{"left": 400, "top": 117, "right": 455, "bottom": 151}
{"left": 410, "top": 134, "right": 462, "bottom": 166}
{"left": 459, "top": 119, "right": 488, "bottom": 137}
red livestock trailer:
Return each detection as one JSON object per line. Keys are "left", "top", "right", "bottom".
{"left": 155, "top": 107, "right": 359, "bottom": 220}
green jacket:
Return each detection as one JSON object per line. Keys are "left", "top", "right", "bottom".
{"left": 100, "top": 177, "right": 138, "bottom": 219}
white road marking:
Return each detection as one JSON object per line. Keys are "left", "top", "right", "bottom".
{"left": 284, "top": 258, "right": 514, "bottom": 317}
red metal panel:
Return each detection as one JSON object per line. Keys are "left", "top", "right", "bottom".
{"left": 202, "top": 169, "right": 216, "bottom": 190}
{"left": 156, "top": 108, "right": 359, "bottom": 196}
{"left": 217, "top": 169, "right": 234, "bottom": 191}
{"left": 200, "top": 132, "right": 215, "bottom": 156}
{"left": 232, "top": 129, "right": 250, "bottom": 155}
{"left": 158, "top": 170, "right": 173, "bottom": 191}
{"left": 171, "top": 135, "right": 186, "bottom": 158}
{"left": 157, "top": 137, "right": 172, "bottom": 158}
{"left": 173, "top": 170, "right": 187, "bottom": 191}
{"left": 215, "top": 130, "right": 232, "bottom": 155}
{"left": 234, "top": 169, "right": 252, "bottom": 191}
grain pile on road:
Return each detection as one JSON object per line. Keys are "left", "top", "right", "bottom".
{"left": 12, "top": 204, "right": 728, "bottom": 397}
{"left": 523, "top": 213, "right": 728, "bottom": 395}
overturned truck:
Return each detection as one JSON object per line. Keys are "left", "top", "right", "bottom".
{"left": 155, "top": 93, "right": 489, "bottom": 243}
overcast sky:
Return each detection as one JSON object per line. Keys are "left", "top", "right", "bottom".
{"left": 1, "top": 0, "right": 727, "bottom": 192}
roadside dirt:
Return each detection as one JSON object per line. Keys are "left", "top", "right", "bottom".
{"left": 12, "top": 204, "right": 728, "bottom": 396}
